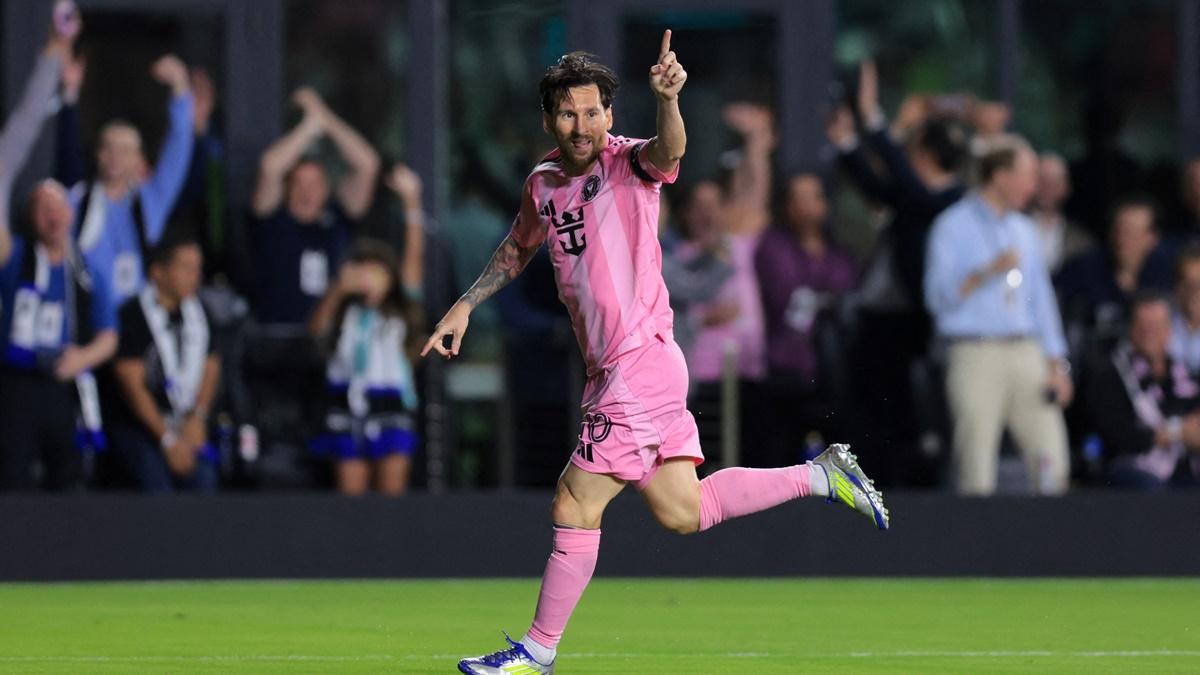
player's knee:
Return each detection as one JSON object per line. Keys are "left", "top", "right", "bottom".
{"left": 551, "top": 481, "right": 603, "bottom": 529}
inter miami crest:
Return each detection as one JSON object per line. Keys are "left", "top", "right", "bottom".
{"left": 575, "top": 412, "right": 612, "bottom": 462}
{"left": 582, "top": 174, "right": 601, "bottom": 202}
{"left": 540, "top": 199, "right": 587, "bottom": 256}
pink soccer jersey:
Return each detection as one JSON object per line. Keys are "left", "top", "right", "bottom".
{"left": 510, "top": 134, "right": 679, "bottom": 375}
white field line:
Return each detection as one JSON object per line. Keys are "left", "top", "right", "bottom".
{"left": 1, "top": 650, "right": 1199, "bottom": 663}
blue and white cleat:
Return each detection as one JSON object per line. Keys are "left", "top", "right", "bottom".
{"left": 812, "top": 443, "right": 890, "bottom": 530}
{"left": 458, "top": 634, "right": 555, "bottom": 674}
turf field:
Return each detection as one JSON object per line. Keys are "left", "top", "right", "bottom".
{"left": 0, "top": 578, "right": 1197, "bottom": 674}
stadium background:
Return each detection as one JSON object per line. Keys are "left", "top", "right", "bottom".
{"left": 1, "top": 1, "right": 1199, "bottom": 672}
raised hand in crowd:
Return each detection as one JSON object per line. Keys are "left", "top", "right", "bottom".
{"left": 253, "top": 87, "right": 379, "bottom": 219}
{"left": 386, "top": 163, "right": 426, "bottom": 297}
{"left": 291, "top": 86, "right": 328, "bottom": 128}
{"left": 857, "top": 59, "right": 882, "bottom": 124}
{"left": 722, "top": 101, "right": 775, "bottom": 236}
{"left": 46, "top": 0, "right": 80, "bottom": 59}
{"left": 386, "top": 163, "right": 423, "bottom": 211}
{"left": 150, "top": 54, "right": 191, "bottom": 97}
{"left": 825, "top": 104, "right": 856, "bottom": 147}
{"left": 722, "top": 102, "right": 776, "bottom": 150}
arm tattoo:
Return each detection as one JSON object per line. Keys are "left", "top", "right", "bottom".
{"left": 461, "top": 234, "right": 537, "bottom": 309}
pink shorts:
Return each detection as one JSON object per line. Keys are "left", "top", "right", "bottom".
{"left": 570, "top": 334, "right": 704, "bottom": 489}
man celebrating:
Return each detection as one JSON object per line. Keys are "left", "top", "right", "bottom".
{"left": 58, "top": 54, "right": 195, "bottom": 309}
{"left": 426, "top": 32, "right": 889, "bottom": 675}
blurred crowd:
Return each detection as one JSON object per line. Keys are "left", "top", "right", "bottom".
{"left": 1, "top": 6, "right": 1197, "bottom": 497}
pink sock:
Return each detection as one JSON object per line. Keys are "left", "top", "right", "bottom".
{"left": 526, "top": 526, "right": 600, "bottom": 649}
{"left": 698, "top": 465, "right": 813, "bottom": 532}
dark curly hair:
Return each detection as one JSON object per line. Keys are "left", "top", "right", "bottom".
{"left": 538, "top": 51, "right": 620, "bottom": 115}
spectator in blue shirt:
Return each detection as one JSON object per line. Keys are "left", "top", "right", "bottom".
{"left": 56, "top": 53, "right": 195, "bottom": 310}
{"left": 924, "top": 134, "right": 1073, "bottom": 496}
{"left": 249, "top": 87, "right": 380, "bottom": 326}
{"left": 0, "top": 181, "right": 117, "bottom": 491}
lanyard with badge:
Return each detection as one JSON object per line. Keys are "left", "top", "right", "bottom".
{"left": 973, "top": 199, "right": 1023, "bottom": 309}
{"left": 10, "top": 245, "right": 70, "bottom": 361}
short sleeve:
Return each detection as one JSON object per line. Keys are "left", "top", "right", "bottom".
{"left": 629, "top": 140, "right": 679, "bottom": 185}
{"left": 508, "top": 178, "right": 547, "bottom": 249}
{"left": 116, "top": 299, "right": 150, "bottom": 360}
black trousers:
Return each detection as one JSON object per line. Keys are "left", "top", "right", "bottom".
{"left": 0, "top": 368, "right": 81, "bottom": 491}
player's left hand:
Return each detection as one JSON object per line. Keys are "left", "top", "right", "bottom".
{"left": 649, "top": 29, "right": 686, "bottom": 101}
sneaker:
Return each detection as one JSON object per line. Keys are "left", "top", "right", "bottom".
{"left": 458, "top": 634, "right": 555, "bottom": 674}
{"left": 812, "top": 443, "right": 890, "bottom": 530}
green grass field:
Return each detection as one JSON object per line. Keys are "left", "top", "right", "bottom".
{"left": 0, "top": 579, "right": 1197, "bottom": 674}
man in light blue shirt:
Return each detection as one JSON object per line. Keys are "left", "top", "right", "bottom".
{"left": 58, "top": 54, "right": 195, "bottom": 312}
{"left": 924, "top": 134, "right": 1072, "bottom": 496}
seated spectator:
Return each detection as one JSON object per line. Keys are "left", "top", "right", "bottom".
{"left": 111, "top": 236, "right": 219, "bottom": 493}
{"left": 1169, "top": 245, "right": 1200, "bottom": 373}
{"left": 308, "top": 169, "right": 423, "bottom": 495}
{"left": 1088, "top": 292, "right": 1200, "bottom": 489}
{"left": 924, "top": 134, "right": 1072, "bottom": 496}
{"left": 57, "top": 53, "right": 195, "bottom": 311}
{"left": 1029, "top": 152, "right": 1091, "bottom": 274}
{"left": 755, "top": 173, "right": 858, "bottom": 386}
{"left": 249, "top": 87, "right": 380, "bottom": 326}
{"left": 0, "top": 181, "right": 117, "bottom": 491}
{"left": 1057, "top": 197, "right": 1173, "bottom": 341}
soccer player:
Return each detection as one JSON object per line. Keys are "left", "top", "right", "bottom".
{"left": 424, "top": 31, "right": 889, "bottom": 675}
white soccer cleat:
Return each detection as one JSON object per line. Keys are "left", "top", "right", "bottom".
{"left": 811, "top": 443, "right": 890, "bottom": 530}
{"left": 458, "top": 634, "right": 555, "bottom": 674}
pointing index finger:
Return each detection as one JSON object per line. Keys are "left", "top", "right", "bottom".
{"left": 659, "top": 29, "right": 672, "bottom": 60}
